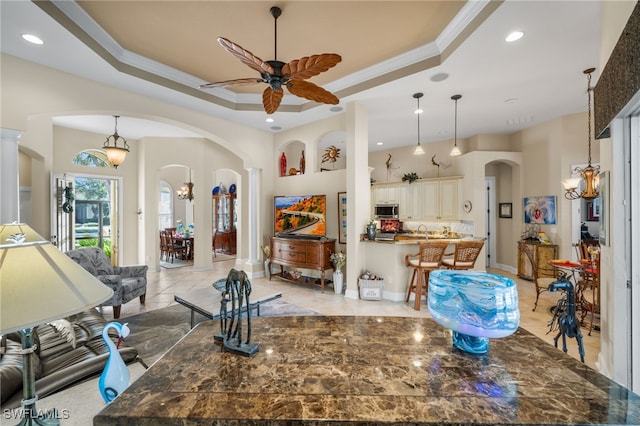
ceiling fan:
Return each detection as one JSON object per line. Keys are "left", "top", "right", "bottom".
{"left": 200, "top": 6, "right": 342, "bottom": 114}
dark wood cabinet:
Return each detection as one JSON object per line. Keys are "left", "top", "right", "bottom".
{"left": 212, "top": 193, "right": 236, "bottom": 254}
{"left": 517, "top": 241, "right": 558, "bottom": 281}
{"left": 269, "top": 236, "right": 336, "bottom": 291}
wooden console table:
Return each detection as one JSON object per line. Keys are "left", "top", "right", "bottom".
{"left": 517, "top": 240, "right": 558, "bottom": 281}
{"left": 268, "top": 236, "right": 335, "bottom": 291}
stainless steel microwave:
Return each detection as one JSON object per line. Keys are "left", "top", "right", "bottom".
{"left": 374, "top": 204, "right": 399, "bottom": 219}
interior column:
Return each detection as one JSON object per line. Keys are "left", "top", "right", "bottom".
{"left": 243, "top": 167, "right": 261, "bottom": 276}
{"left": 0, "top": 128, "right": 22, "bottom": 224}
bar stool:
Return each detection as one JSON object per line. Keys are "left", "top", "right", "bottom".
{"left": 404, "top": 241, "right": 449, "bottom": 310}
{"left": 442, "top": 240, "right": 484, "bottom": 270}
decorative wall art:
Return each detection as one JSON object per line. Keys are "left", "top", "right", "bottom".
{"left": 523, "top": 196, "right": 557, "bottom": 225}
{"left": 338, "top": 192, "right": 347, "bottom": 244}
{"left": 599, "top": 171, "right": 609, "bottom": 246}
{"left": 499, "top": 203, "right": 513, "bottom": 219}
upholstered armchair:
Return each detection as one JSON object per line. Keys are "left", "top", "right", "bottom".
{"left": 66, "top": 247, "right": 148, "bottom": 319}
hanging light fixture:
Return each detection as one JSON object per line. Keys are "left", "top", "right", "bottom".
{"left": 102, "top": 115, "right": 130, "bottom": 168}
{"left": 449, "top": 94, "right": 462, "bottom": 157}
{"left": 562, "top": 68, "right": 599, "bottom": 200}
{"left": 413, "top": 92, "right": 425, "bottom": 155}
{"left": 177, "top": 168, "right": 194, "bottom": 201}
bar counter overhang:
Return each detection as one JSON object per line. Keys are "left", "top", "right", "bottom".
{"left": 94, "top": 316, "right": 640, "bottom": 425}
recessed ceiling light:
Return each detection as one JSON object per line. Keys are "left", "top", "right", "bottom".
{"left": 329, "top": 106, "right": 343, "bottom": 112}
{"left": 22, "top": 34, "right": 44, "bottom": 45}
{"left": 265, "top": 117, "right": 274, "bottom": 123}
{"left": 505, "top": 31, "right": 524, "bottom": 43}
{"left": 270, "top": 126, "right": 282, "bottom": 131}
{"left": 430, "top": 73, "right": 449, "bottom": 82}
{"left": 376, "top": 142, "right": 383, "bottom": 146}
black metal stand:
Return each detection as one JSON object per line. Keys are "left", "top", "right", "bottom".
{"left": 214, "top": 269, "right": 260, "bottom": 357}
{"left": 547, "top": 272, "right": 585, "bottom": 363}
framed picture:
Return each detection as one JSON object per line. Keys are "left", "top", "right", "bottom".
{"left": 523, "top": 196, "right": 557, "bottom": 224}
{"left": 586, "top": 198, "right": 600, "bottom": 221}
{"left": 599, "top": 171, "right": 609, "bottom": 246}
{"left": 338, "top": 192, "right": 347, "bottom": 244}
{"left": 499, "top": 203, "right": 512, "bottom": 218}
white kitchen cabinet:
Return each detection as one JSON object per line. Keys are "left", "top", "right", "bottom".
{"left": 419, "top": 178, "right": 461, "bottom": 220}
{"left": 400, "top": 183, "right": 420, "bottom": 220}
{"left": 372, "top": 183, "right": 400, "bottom": 204}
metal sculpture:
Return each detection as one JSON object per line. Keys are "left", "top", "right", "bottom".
{"left": 215, "top": 269, "right": 259, "bottom": 357}
{"left": 547, "top": 272, "right": 585, "bottom": 362}
{"left": 99, "top": 322, "right": 131, "bottom": 403}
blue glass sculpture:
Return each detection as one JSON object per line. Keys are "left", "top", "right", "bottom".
{"left": 99, "top": 322, "right": 131, "bottom": 403}
{"left": 428, "top": 270, "right": 520, "bottom": 354}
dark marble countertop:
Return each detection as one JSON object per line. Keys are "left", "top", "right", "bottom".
{"left": 94, "top": 316, "right": 640, "bottom": 425}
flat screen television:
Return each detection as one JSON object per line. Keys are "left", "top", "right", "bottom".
{"left": 274, "top": 195, "right": 326, "bottom": 237}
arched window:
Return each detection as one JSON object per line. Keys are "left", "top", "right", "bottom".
{"left": 159, "top": 180, "right": 173, "bottom": 230}
{"left": 72, "top": 150, "right": 111, "bottom": 167}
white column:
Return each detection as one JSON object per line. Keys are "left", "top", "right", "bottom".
{"left": 0, "top": 128, "right": 22, "bottom": 224}
{"left": 244, "top": 167, "right": 261, "bottom": 273}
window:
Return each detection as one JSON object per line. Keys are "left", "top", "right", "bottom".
{"left": 72, "top": 150, "right": 111, "bottom": 167}
{"left": 159, "top": 181, "right": 173, "bottom": 230}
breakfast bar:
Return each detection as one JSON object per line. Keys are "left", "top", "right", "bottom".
{"left": 93, "top": 316, "right": 640, "bottom": 425}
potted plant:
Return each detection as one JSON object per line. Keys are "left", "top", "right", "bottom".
{"left": 330, "top": 251, "right": 346, "bottom": 294}
{"left": 262, "top": 245, "right": 271, "bottom": 279}
{"left": 402, "top": 172, "right": 420, "bottom": 184}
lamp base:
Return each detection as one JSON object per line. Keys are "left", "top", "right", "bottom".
{"left": 452, "top": 331, "right": 489, "bottom": 354}
{"left": 17, "top": 408, "right": 60, "bottom": 426}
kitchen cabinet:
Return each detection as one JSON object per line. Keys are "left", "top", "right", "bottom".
{"left": 372, "top": 183, "right": 400, "bottom": 204}
{"left": 371, "top": 177, "right": 460, "bottom": 221}
{"left": 517, "top": 241, "right": 558, "bottom": 281}
{"left": 418, "top": 178, "right": 461, "bottom": 220}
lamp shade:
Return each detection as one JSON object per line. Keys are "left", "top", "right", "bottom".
{"left": 0, "top": 223, "right": 113, "bottom": 334}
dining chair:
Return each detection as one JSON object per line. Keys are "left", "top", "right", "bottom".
{"left": 442, "top": 240, "right": 484, "bottom": 270}
{"left": 578, "top": 252, "right": 600, "bottom": 335}
{"left": 521, "top": 243, "right": 558, "bottom": 311}
{"left": 161, "top": 230, "right": 188, "bottom": 263}
{"left": 159, "top": 230, "right": 169, "bottom": 261}
{"left": 404, "top": 241, "right": 449, "bottom": 310}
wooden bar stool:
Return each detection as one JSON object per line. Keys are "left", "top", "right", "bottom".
{"left": 442, "top": 240, "right": 484, "bottom": 270}
{"left": 404, "top": 241, "right": 449, "bottom": 310}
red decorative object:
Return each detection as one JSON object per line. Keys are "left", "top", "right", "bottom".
{"left": 299, "top": 150, "right": 306, "bottom": 175}
{"left": 280, "top": 152, "right": 287, "bottom": 177}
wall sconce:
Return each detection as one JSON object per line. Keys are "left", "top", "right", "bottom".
{"left": 102, "top": 115, "right": 129, "bottom": 168}
{"left": 562, "top": 68, "right": 599, "bottom": 200}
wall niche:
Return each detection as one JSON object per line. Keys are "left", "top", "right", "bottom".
{"left": 278, "top": 141, "right": 306, "bottom": 177}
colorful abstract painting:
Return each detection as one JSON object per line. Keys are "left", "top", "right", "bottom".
{"left": 523, "top": 196, "right": 557, "bottom": 224}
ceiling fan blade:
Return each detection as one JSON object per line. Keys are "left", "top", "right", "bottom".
{"left": 282, "top": 54, "right": 341, "bottom": 80}
{"left": 263, "top": 87, "right": 284, "bottom": 114}
{"left": 286, "top": 80, "right": 339, "bottom": 105}
{"left": 200, "top": 78, "right": 263, "bottom": 89}
{"left": 217, "top": 37, "right": 274, "bottom": 75}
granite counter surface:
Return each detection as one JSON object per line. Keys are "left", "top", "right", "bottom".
{"left": 94, "top": 316, "right": 640, "bottom": 425}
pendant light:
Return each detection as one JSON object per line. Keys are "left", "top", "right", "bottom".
{"left": 177, "top": 168, "right": 194, "bottom": 201}
{"left": 413, "top": 92, "right": 425, "bottom": 155}
{"left": 562, "top": 68, "right": 599, "bottom": 200}
{"left": 449, "top": 95, "right": 462, "bottom": 157}
{"left": 102, "top": 115, "right": 129, "bottom": 168}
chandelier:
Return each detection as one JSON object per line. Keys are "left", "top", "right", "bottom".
{"left": 562, "top": 68, "right": 599, "bottom": 200}
{"left": 412, "top": 92, "right": 425, "bottom": 155}
{"left": 449, "top": 94, "right": 462, "bottom": 157}
{"left": 102, "top": 115, "right": 129, "bottom": 168}
{"left": 177, "top": 169, "right": 194, "bottom": 201}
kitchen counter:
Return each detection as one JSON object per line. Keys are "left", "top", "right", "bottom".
{"left": 94, "top": 316, "right": 640, "bottom": 425}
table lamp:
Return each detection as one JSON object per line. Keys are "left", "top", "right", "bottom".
{"left": 0, "top": 223, "right": 113, "bottom": 425}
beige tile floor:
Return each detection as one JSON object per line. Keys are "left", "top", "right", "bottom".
{"left": 111, "top": 258, "right": 600, "bottom": 370}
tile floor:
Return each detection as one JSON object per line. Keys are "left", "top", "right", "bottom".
{"left": 112, "top": 258, "right": 600, "bottom": 370}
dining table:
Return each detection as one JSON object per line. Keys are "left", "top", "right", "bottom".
{"left": 175, "top": 234, "right": 194, "bottom": 260}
